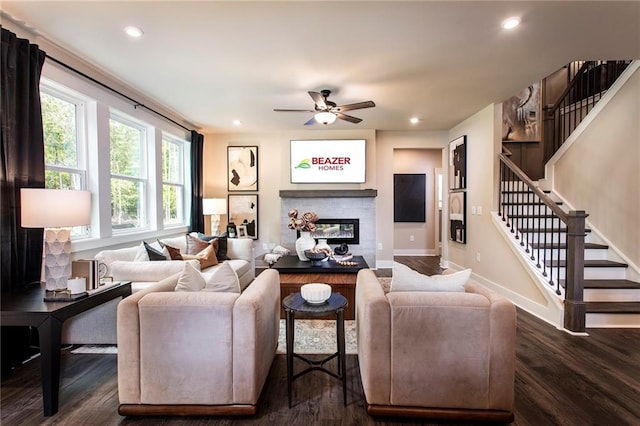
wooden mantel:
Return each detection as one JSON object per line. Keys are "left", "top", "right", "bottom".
{"left": 279, "top": 189, "right": 377, "bottom": 198}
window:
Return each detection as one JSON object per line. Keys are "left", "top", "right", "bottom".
{"left": 40, "top": 85, "right": 89, "bottom": 237}
{"left": 110, "top": 114, "right": 147, "bottom": 231}
{"left": 162, "top": 135, "right": 186, "bottom": 226}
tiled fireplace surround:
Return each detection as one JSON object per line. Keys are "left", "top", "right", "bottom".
{"left": 279, "top": 190, "right": 377, "bottom": 268}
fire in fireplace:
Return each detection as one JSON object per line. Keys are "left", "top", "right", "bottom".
{"left": 297, "top": 218, "right": 360, "bottom": 244}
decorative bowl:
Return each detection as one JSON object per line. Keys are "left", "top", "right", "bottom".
{"left": 301, "top": 283, "right": 332, "bottom": 304}
{"left": 304, "top": 250, "right": 328, "bottom": 261}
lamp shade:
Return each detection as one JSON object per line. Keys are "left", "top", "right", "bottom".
{"left": 314, "top": 111, "right": 337, "bottom": 125}
{"left": 202, "top": 198, "right": 227, "bottom": 215}
{"left": 21, "top": 188, "right": 91, "bottom": 228}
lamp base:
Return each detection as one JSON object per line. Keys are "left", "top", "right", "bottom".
{"left": 210, "top": 214, "right": 221, "bottom": 236}
{"left": 43, "top": 228, "right": 72, "bottom": 291}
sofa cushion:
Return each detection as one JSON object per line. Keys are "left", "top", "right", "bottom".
{"left": 133, "top": 242, "right": 150, "bottom": 262}
{"left": 182, "top": 244, "right": 218, "bottom": 269}
{"left": 390, "top": 262, "right": 469, "bottom": 292}
{"left": 226, "top": 259, "right": 251, "bottom": 279}
{"left": 163, "top": 244, "right": 183, "bottom": 260}
{"left": 111, "top": 259, "right": 200, "bottom": 283}
{"left": 144, "top": 241, "right": 168, "bottom": 261}
{"left": 197, "top": 233, "right": 230, "bottom": 260}
{"left": 186, "top": 234, "right": 210, "bottom": 254}
{"left": 175, "top": 261, "right": 240, "bottom": 293}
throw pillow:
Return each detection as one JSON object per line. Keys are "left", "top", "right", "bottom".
{"left": 197, "top": 232, "right": 230, "bottom": 260}
{"left": 201, "top": 262, "right": 240, "bottom": 293}
{"left": 133, "top": 242, "right": 150, "bottom": 262}
{"left": 163, "top": 244, "right": 183, "bottom": 260}
{"left": 144, "top": 241, "right": 167, "bottom": 261}
{"left": 175, "top": 261, "right": 206, "bottom": 292}
{"left": 390, "top": 261, "right": 469, "bottom": 292}
{"left": 181, "top": 244, "right": 218, "bottom": 269}
{"left": 186, "top": 234, "right": 210, "bottom": 255}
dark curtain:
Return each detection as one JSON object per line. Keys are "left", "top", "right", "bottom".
{"left": 1, "top": 27, "right": 46, "bottom": 292}
{"left": 1, "top": 27, "right": 46, "bottom": 377}
{"left": 189, "top": 130, "right": 204, "bottom": 233}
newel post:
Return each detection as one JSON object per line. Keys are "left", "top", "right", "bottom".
{"left": 564, "top": 210, "right": 588, "bottom": 332}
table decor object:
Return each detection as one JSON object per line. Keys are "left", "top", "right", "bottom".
{"left": 301, "top": 283, "right": 331, "bottom": 304}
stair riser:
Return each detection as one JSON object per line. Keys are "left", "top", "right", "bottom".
{"left": 543, "top": 267, "right": 627, "bottom": 282}
{"left": 585, "top": 289, "right": 640, "bottom": 302}
{"left": 586, "top": 313, "right": 640, "bottom": 328}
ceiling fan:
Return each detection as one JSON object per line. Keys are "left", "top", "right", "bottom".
{"left": 274, "top": 90, "right": 375, "bottom": 125}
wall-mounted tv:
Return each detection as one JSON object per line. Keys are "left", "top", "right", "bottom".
{"left": 290, "top": 139, "right": 366, "bottom": 183}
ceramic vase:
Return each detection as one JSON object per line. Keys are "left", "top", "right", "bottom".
{"left": 315, "top": 239, "right": 330, "bottom": 252}
{"left": 295, "top": 231, "right": 316, "bottom": 261}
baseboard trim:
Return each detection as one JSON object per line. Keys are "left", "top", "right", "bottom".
{"left": 366, "top": 404, "right": 514, "bottom": 422}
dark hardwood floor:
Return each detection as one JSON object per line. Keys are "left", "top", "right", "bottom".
{"left": 2, "top": 256, "right": 639, "bottom": 425}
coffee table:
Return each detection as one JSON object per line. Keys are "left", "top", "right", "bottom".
{"left": 273, "top": 255, "right": 368, "bottom": 320}
{"left": 1, "top": 281, "right": 132, "bottom": 416}
{"left": 282, "top": 292, "right": 348, "bottom": 408}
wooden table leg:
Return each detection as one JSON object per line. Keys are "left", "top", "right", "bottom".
{"left": 37, "top": 316, "right": 63, "bottom": 416}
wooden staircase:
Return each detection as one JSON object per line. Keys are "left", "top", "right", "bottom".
{"left": 500, "top": 184, "right": 640, "bottom": 328}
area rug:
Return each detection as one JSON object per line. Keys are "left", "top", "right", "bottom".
{"left": 72, "top": 277, "right": 391, "bottom": 356}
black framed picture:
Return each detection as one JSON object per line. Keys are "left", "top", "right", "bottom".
{"left": 449, "top": 191, "right": 466, "bottom": 244}
{"left": 228, "top": 146, "right": 258, "bottom": 191}
{"left": 449, "top": 136, "right": 466, "bottom": 190}
{"left": 228, "top": 194, "right": 258, "bottom": 239}
{"left": 393, "top": 173, "right": 426, "bottom": 222}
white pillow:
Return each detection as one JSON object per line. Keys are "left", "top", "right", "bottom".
{"left": 175, "top": 261, "right": 240, "bottom": 293}
{"left": 201, "top": 262, "right": 241, "bottom": 293}
{"left": 133, "top": 242, "right": 150, "bottom": 262}
{"left": 148, "top": 240, "right": 171, "bottom": 260}
{"left": 390, "top": 261, "right": 469, "bottom": 292}
{"left": 175, "top": 261, "right": 206, "bottom": 292}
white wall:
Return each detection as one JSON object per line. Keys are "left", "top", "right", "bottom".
{"left": 553, "top": 66, "right": 640, "bottom": 267}
{"left": 447, "top": 105, "right": 554, "bottom": 319}
{"left": 393, "top": 148, "right": 442, "bottom": 255}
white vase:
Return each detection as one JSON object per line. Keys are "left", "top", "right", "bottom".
{"left": 295, "top": 231, "right": 316, "bottom": 261}
{"left": 315, "top": 239, "right": 330, "bottom": 252}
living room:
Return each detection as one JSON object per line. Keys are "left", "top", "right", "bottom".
{"left": 1, "top": 1, "right": 639, "bottom": 424}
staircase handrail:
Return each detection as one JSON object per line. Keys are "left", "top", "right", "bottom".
{"left": 498, "top": 152, "right": 568, "bottom": 223}
{"left": 545, "top": 61, "right": 591, "bottom": 117}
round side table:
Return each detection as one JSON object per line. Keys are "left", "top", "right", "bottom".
{"left": 282, "top": 291, "right": 348, "bottom": 408}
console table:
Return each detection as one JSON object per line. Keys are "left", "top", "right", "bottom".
{"left": 272, "top": 255, "right": 368, "bottom": 320}
{"left": 1, "top": 281, "right": 132, "bottom": 416}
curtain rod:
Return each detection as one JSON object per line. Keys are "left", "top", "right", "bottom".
{"left": 45, "top": 54, "right": 195, "bottom": 133}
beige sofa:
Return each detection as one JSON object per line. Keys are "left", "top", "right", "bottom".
{"left": 61, "top": 235, "right": 254, "bottom": 344}
{"left": 356, "top": 269, "right": 516, "bottom": 422}
{"left": 117, "top": 268, "right": 280, "bottom": 416}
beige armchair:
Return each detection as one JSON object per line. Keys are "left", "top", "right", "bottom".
{"left": 356, "top": 269, "right": 516, "bottom": 422}
{"left": 117, "top": 269, "right": 280, "bottom": 416}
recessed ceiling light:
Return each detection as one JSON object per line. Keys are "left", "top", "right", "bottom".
{"left": 502, "top": 17, "right": 521, "bottom": 30}
{"left": 124, "top": 26, "right": 144, "bottom": 38}
{"left": 410, "top": 117, "right": 420, "bottom": 124}
{"left": 232, "top": 120, "right": 242, "bottom": 126}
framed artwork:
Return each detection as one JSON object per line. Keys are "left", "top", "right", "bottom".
{"left": 449, "top": 135, "right": 466, "bottom": 190}
{"left": 449, "top": 191, "right": 466, "bottom": 244}
{"left": 237, "top": 225, "right": 248, "bottom": 238}
{"left": 502, "top": 82, "right": 541, "bottom": 142}
{"left": 228, "top": 146, "right": 258, "bottom": 191}
{"left": 228, "top": 194, "right": 258, "bottom": 239}
{"left": 393, "top": 173, "right": 426, "bottom": 222}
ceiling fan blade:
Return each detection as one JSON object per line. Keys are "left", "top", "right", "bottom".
{"left": 273, "top": 108, "right": 316, "bottom": 112}
{"left": 334, "top": 100, "right": 376, "bottom": 112}
{"left": 336, "top": 112, "right": 362, "bottom": 124}
{"left": 308, "top": 91, "right": 327, "bottom": 109}
{"left": 303, "top": 116, "right": 316, "bottom": 126}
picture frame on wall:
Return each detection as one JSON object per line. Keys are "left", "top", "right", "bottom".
{"left": 393, "top": 173, "right": 426, "bottom": 223}
{"left": 228, "top": 194, "right": 258, "bottom": 239}
{"left": 502, "top": 82, "right": 541, "bottom": 142}
{"left": 228, "top": 146, "right": 258, "bottom": 191}
{"left": 449, "top": 135, "right": 466, "bottom": 190}
{"left": 449, "top": 191, "right": 466, "bottom": 244}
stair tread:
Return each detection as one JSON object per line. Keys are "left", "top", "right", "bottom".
{"left": 520, "top": 227, "right": 591, "bottom": 233}
{"left": 508, "top": 214, "right": 559, "bottom": 219}
{"left": 585, "top": 301, "right": 640, "bottom": 314}
{"left": 583, "top": 279, "right": 640, "bottom": 289}
{"left": 545, "top": 259, "right": 628, "bottom": 268}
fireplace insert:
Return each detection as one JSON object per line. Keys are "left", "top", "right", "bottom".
{"left": 298, "top": 218, "right": 359, "bottom": 245}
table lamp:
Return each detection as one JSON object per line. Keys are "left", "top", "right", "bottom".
{"left": 20, "top": 188, "right": 91, "bottom": 291}
{"left": 202, "top": 198, "right": 227, "bottom": 236}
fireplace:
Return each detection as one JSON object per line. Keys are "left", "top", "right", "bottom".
{"left": 298, "top": 219, "right": 359, "bottom": 244}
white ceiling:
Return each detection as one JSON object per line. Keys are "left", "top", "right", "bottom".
{"left": 2, "top": 1, "right": 639, "bottom": 133}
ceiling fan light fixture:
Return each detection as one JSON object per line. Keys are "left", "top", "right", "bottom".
{"left": 315, "top": 111, "right": 337, "bottom": 125}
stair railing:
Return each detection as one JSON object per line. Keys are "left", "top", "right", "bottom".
{"left": 499, "top": 150, "right": 588, "bottom": 332}
{"left": 543, "top": 60, "right": 632, "bottom": 163}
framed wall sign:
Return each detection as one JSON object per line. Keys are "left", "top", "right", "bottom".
{"left": 228, "top": 194, "right": 258, "bottom": 239}
{"left": 228, "top": 146, "right": 258, "bottom": 191}
{"left": 449, "top": 136, "right": 466, "bottom": 190}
